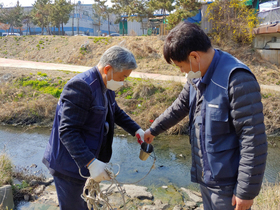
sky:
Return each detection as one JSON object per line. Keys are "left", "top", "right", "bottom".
{"left": 2, "top": 0, "right": 97, "bottom": 8}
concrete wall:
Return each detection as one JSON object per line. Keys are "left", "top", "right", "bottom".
{"left": 127, "top": 19, "right": 148, "bottom": 36}
{"left": 253, "top": 30, "right": 280, "bottom": 65}
{"left": 0, "top": 185, "right": 14, "bottom": 210}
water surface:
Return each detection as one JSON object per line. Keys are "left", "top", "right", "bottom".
{"left": 0, "top": 125, "right": 279, "bottom": 188}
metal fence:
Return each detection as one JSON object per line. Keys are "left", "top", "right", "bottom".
{"left": 258, "top": 7, "right": 280, "bottom": 25}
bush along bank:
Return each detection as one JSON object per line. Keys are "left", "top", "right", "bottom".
{"left": 0, "top": 68, "right": 280, "bottom": 135}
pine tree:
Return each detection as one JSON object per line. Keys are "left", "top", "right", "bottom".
{"left": 92, "top": 0, "right": 108, "bottom": 35}
{"left": 51, "top": 0, "right": 74, "bottom": 35}
{"left": 148, "top": 0, "right": 175, "bottom": 30}
{"left": 31, "top": 0, "right": 52, "bottom": 35}
{"left": 167, "top": 0, "right": 200, "bottom": 30}
{"left": 0, "top": 2, "right": 24, "bottom": 34}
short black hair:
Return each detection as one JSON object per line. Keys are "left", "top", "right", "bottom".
{"left": 163, "top": 21, "right": 212, "bottom": 64}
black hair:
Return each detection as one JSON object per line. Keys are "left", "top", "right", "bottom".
{"left": 163, "top": 21, "right": 212, "bottom": 64}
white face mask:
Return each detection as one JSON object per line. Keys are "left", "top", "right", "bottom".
{"left": 185, "top": 59, "right": 201, "bottom": 80}
{"left": 106, "top": 70, "right": 124, "bottom": 91}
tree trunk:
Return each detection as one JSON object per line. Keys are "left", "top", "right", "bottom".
{"left": 122, "top": 19, "right": 124, "bottom": 36}
{"left": 99, "top": 17, "right": 101, "bottom": 35}
{"left": 141, "top": 19, "right": 144, "bottom": 35}
{"left": 62, "top": 22, "right": 64, "bottom": 35}
{"left": 108, "top": 14, "right": 110, "bottom": 35}
{"left": 41, "top": 27, "right": 44, "bottom": 35}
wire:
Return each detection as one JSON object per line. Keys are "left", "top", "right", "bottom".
{"left": 79, "top": 150, "right": 157, "bottom": 210}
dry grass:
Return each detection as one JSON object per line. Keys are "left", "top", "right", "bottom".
{"left": 116, "top": 78, "right": 189, "bottom": 134}
{"left": 0, "top": 36, "right": 279, "bottom": 134}
{"left": 0, "top": 153, "right": 13, "bottom": 187}
{"left": 253, "top": 181, "right": 280, "bottom": 210}
{"left": 262, "top": 90, "right": 280, "bottom": 135}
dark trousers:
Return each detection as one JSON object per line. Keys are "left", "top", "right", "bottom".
{"left": 53, "top": 175, "right": 89, "bottom": 210}
{"left": 200, "top": 185, "right": 251, "bottom": 210}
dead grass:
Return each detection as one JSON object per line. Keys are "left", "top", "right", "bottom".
{"left": 0, "top": 153, "right": 13, "bottom": 187}
{"left": 262, "top": 90, "right": 280, "bottom": 135}
{"left": 0, "top": 67, "right": 77, "bottom": 127}
{"left": 253, "top": 181, "right": 280, "bottom": 210}
{"left": 116, "top": 78, "right": 189, "bottom": 134}
{"left": 0, "top": 37, "right": 279, "bottom": 134}
{"left": 0, "top": 67, "right": 279, "bottom": 135}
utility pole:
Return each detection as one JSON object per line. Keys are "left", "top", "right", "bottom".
{"left": 72, "top": 0, "right": 75, "bottom": 36}
{"left": 77, "top": 1, "right": 80, "bottom": 35}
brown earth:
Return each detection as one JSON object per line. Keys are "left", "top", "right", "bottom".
{"left": 0, "top": 35, "right": 279, "bottom": 135}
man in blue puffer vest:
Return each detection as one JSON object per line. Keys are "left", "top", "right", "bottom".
{"left": 144, "top": 22, "right": 267, "bottom": 210}
{"left": 43, "top": 46, "right": 145, "bottom": 209}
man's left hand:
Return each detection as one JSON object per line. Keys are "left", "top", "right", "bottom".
{"left": 232, "top": 194, "right": 253, "bottom": 210}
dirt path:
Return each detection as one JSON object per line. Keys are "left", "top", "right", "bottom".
{"left": 1, "top": 58, "right": 279, "bottom": 92}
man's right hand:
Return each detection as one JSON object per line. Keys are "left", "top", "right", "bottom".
{"left": 144, "top": 129, "right": 155, "bottom": 144}
{"left": 87, "top": 159, "right": 111, "bottom": 182}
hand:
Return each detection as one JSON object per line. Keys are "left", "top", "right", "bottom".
{"left": 144, "top": 129, "right": 155, "bottom": 144}
{"left": 232, "top": 194, "right": 253, "bottom": 210}
{"left": 87, "top": 159, "right": 111, "bottom": 182}
{"left": 135, "top": 128, "right": 144, "bottom": 145}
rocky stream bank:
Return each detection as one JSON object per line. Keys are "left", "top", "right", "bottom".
{"left": 13, "top": 177, "right": 204, "bottom": 210}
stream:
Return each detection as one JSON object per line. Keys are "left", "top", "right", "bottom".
{"left": 0, "top": 125, "right": 279, "bottom": 188}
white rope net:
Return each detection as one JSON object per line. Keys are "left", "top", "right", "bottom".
{"left": 80, "top": 153, "right": 156, "bottom": 210}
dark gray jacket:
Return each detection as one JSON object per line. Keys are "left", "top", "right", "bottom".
{"left": 150, "top": 50, "right": 267, "bottom": 200}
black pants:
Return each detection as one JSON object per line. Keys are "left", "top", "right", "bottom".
{"left": 53, "top": 175, "right": 89, "bottom": 210}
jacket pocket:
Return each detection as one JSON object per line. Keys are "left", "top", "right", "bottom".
{"left": 206, "top": 106, "right": 230, "bottom": 136}
{"left": 205, "top": 106, "right": 238, "bottom": 153}
{"left": 207, "top": 148, "right": 239, "bottom": 181}
{"left": 88, "top": 106, "right": 106, "bottom": 132}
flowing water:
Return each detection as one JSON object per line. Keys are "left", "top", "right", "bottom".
{"left": 1, "top": 125, "right": 280, "bottom": 210}
{"left": 0, "top": 125, "right": 279, "bottom": 188}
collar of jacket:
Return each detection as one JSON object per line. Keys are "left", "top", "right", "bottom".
{"left": 94, "top": 66, "right": 107, "bottom": 94}
{"left": 201, "top": 49, "right": 220, "bottom": 86}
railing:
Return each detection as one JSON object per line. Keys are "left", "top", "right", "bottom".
{"left": 258, "top": 7, "right": 280, "bottom": 25}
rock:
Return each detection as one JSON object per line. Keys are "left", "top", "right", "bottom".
{"left": 30, "top": 179, "right": 39, "bottom": 186}
{"left": 180, "top": 188, "right": 203, "bottom": 203}
{"left": 34, "top": 185, "right": 46, "bottom": 194}
{"left": 24, "top": 194, "right": 30, "bottom": 201}
{"left": 162, "top": 186, "right": 168, "bottom": 189}
{"left": 30, "top": 164, "right": 37, "bottom": 168}
{"left": 100, "top": 184, "right": 153, "bottom": 200}
{"left": 0, "top": 185, "right": 14, "bottom": 210}
{"left": 185, "top": 201, "right": 197, "bottom": 209}
{"left": 141, "top": 199, "right": 169, "bottom": 210}
{"left": 35, "top": 185, "right": 59, "bottom": 206}
{"left": 39, "top": 178, "right": 54, "bottom": 186}
{"left": 123, "top": 184, "right": 153, "bottom": 200}
{"left": 173, "top": 205, "right": 183, "bottom": 210}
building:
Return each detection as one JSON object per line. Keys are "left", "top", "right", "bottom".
{"left": 0, "top": 2, "right": 118, "bottom": 36}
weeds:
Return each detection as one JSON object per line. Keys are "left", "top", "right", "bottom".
{"left": 253, "top": 181, "right": 280, "bottom": 210}
{"left": 92, "top": 37, "right": 111, "bottom": 44}
{"left": 12, "top": 165, "right": 46, "bottom": 202}
{"left": 0, "top": 153, "right": 13, "bottom": 187}
{"left": 0, "top": 70, "right": 73, "bottom": 126}
{"left": 116, "top": 78, "right": 189, "bottom": 134}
